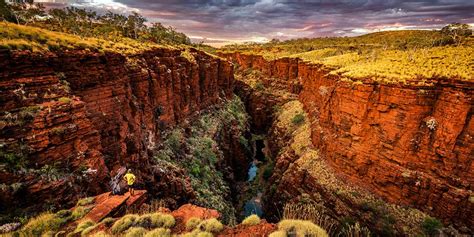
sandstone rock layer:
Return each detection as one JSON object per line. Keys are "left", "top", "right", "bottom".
{"left": 222, "top": 52, "right": 473, "bottom": 230}
{"left": 0, "top": 48, "right": 234, "bottom": 214}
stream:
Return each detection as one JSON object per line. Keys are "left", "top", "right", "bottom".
{"left": 243, "top": 138, "right": 266, "bottom": 218}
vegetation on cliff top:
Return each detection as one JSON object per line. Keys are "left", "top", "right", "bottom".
{"left": 220, "top": 28, "right": 474, "bottom": 83}
{"left": 0, "top": 2, "right": 198, "bottom": 53}
{"left": 0, "top": 22, "right": 171, "bottom": 54}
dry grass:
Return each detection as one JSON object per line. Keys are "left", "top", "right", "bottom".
{"left": 277, "top": 219, "right": 328, "bottom": 237}
{"left": 241, "top": 215, "right": 261, "bottom": 226}
{"left": 0, "top": 22, "right": 174, "bottom": 54}
{"left": 283, "top": 203, "right": 337, "bottom": 235}
{"left": 220, "top": 30, "right": 474, "bottom": 83}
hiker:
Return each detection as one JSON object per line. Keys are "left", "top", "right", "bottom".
{"left": 123, "top": 169, "right": 136, "bottom": 196}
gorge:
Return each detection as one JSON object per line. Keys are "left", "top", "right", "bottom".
{"left": 0, "top": 27, "right": 473, "bottom": 237}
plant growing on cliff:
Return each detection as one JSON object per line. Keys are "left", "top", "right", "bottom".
{"left": 186, "top": 217, "right": 203, "bottom": 230}
{"left": 111, "top": 214, "right": 139, "bottom": 234}
{"left": 16, "top": 212, "right": 64, "bottom": 236}
{"left": 277, "top": 220, "right": 328, "bottom": 237}
{"left": 242, "top": 215, "right": 261, "bottom": 226}
{"left": 291, "top": 113, "right": 305, "bottom": 126}
{"left": 421, "top": 217, "right": 442, "bottom": 236}
{"left": 144, "top": 228, "right": 171, "bottom": 237}
{"left": 197, "top": 218, "right": 224, "bottom": 233}
{"left": 76, "top": 197, "right": 95, "bottom": 207}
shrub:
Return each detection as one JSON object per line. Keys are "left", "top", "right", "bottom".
{"left": 197, "top": 218, "right": 223, "bottom": 233}
{"left": 186, "top": 217, "right": 202, "bottom": 230}
{"left": 71, "top": 206, "right": 92, "bottom": 220}
{"left": 291, "top": 113, "right": 305, "bottom": 125}
{"left": 242, "top": 215, "right": 261, "bottom": 226}
{"left": 422, "top": 217, "right": 443, "bottom": 236}
{"left": 181, "top": 229, "right": 214, "bottom": 237}
{"left": 269, "top": 230, "right": 287, "bottom": 237}
{"left": 124, "top": 227, "right": 147, "bottom": 237}
{"left": 90, "top": 231, "right": 112, "bottom": 237}
{"left": 255, "top": 81, "right": 265, "bottom": 91}
{"left": 58, "top": 97, "right": 72, "bottom": 103}
{"left": 111, "top": 214, "right": 139, "bottom": 234}
{"left": 76, "top": 197, "right": 95, "bottom": 206}
{"left": 18, "top": 213, "right": 63, "bottom": 236}
{"left": 135, "top": 214, "right": 153, "bottom": 229}
{"left": 144, "top": 228, "right": 171, "bottom": 237}
{"left": 263, "top": 164, "right": 274, "bottom": 180}
{"left": 149, "top": 213, "right": 175, "bottom": 229}
{"left": 81, "top": 223, "right": 100, "bottom": 236}
{"left": 68, "top": 219, "right": 95, "bottom": 236}
{"left": 165, "top": 130, "right": 183, "bottom": 154}
{"left": 278, "top": 220, "right": 328, "bottom": 237}
{"left": 100, "top": 217, "right": 116, "bottom": 227}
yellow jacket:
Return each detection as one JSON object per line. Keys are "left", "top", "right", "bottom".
{"left": 124, "top": 173, "right": 136, "bottom": 185}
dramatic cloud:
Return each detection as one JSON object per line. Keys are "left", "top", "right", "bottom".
{"left": 37, "top": 0, "right": 474, "bottom": 46}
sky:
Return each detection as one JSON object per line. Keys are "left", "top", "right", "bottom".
{"left": 36, "top": 0, "right": 474, "bottom": 47}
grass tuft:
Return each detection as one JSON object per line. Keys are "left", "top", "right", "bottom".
{"left": 197, "top": 218, "right": 223, "bottom": 233}
{"left": 277, "top": 220, "right": 328, "bottom": 237}
{"left": 242, "top": 215, "right": 261, "bottom": 226}
{"left": 111, "top": 214, "right": 139, "bottom": 234}
{"left": 124, "top": 227, "right": 147, "bottom": 237}
{"left": 144, "top": 228, "right": 171, "bottom": 237}
{"left": 186, "top": 217, "right": 203, "bottom": 230}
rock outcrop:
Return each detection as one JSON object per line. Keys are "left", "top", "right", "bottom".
{"left": 0, "top": 48, "right": 234, "bottom": 216}
{"left": 222, "top": 52, "right": 473, "bottom": 231}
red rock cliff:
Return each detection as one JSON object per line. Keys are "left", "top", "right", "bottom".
{"left": 0, "top": 48, "right": 234, "bottom": 214}
{"left": 221, "top": 52, "right": 473, "bottom": 230}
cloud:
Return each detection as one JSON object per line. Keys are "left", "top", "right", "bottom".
{"left": 40, "top": 0, "right": 474, "bottom": 46}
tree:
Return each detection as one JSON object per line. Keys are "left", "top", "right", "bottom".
{"left": 125, "top": 12, "right": 146, "bottom": 39}
{"left": 0, "top": 0, "right": 15, "bottom": 22}
{"left": 441, "top": 23, "right": 472, "bottom": 45}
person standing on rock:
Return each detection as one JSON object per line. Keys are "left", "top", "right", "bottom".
{"left": 123, "top": 169, "right": 136, "bottom": 196}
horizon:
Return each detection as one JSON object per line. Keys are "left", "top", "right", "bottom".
{"left": 32, "top": 0, "right": 474, "bottom": 47}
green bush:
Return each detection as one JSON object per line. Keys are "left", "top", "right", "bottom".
{"left": 58, "top": 97, "right": 72, "bottom": 103}
{"left": 124, "top": 227, "right": 147, "bottom": 237}
{"left": 165, "top": 130, "right": 183, "bottom": 154}
{"left": 68, "top": 219, "right": 95, "bottom": 236}
{"left": 71, "top": 206, "right": 92, "bottom": 220}
{"left": 135, "top": 214, "right": 153, "bottom": 229}
{"left": 422, "top": 217, "right": 443, "bottom": 236}
{"left": 291, "top": 113, "right": 305, "bottom": 125}
{"left": 197, "top": 218, "right": 223, "bottom": 233}
{"left": 277, "top": 220, "right": 327, "bottom": 237}
{"left": 81, "top": 223, "right": 100, "bottom": 236}
{"left": 186, "top": 217, "right": 202, "bottom": 230}
{"left": 255, "top": 81, "right": 265, "bottom": 91}
{"left": 263, "top": 163, "right": 274, "bottom": 180}
{"left": 150, "top": 213, "right": 175, "bottom": 228}
{"left": 269, "top": 230, "right": 287, "bottom": 237}
{"left": 76, "top": 197, "right": 95, "bottom": 206}
{"left": 17, "top": 212, "right": 64, "bottom": 236}
{"left": 111, "top": 214, "right": 139, "bottom": 234}
{"left": 242, "top": 215, "right": 261, "bottom": 226}
{"left": 144, "top": 228, "right": 171, "bottom": 237}
{"left": 182, "top": 229, "right": 214, "bottom": 237}
{"left": 100, "top": 217, "right": 116, "bottom": 227}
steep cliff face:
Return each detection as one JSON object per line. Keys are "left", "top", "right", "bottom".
{"left": 221, "top": 52, "right": 473, "bottom": 231}
{"left": 0, "top": 48, "right": 234, "bottom": 216}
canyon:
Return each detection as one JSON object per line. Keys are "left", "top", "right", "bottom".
{"left": 0, "top": 45, "right": 472, "bottom": 236}
{"left": 0, "top": 48, "right": 235, "bottom": 218}
{"left": 221, "top": 52, "right": 473, "bottom": 234}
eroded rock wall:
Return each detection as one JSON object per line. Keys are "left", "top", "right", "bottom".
{"left": 222, "top": 52, "right": 473, "bottom": 230}
{"left": 0, "top": 49, "right": 234, "bottom": 215}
